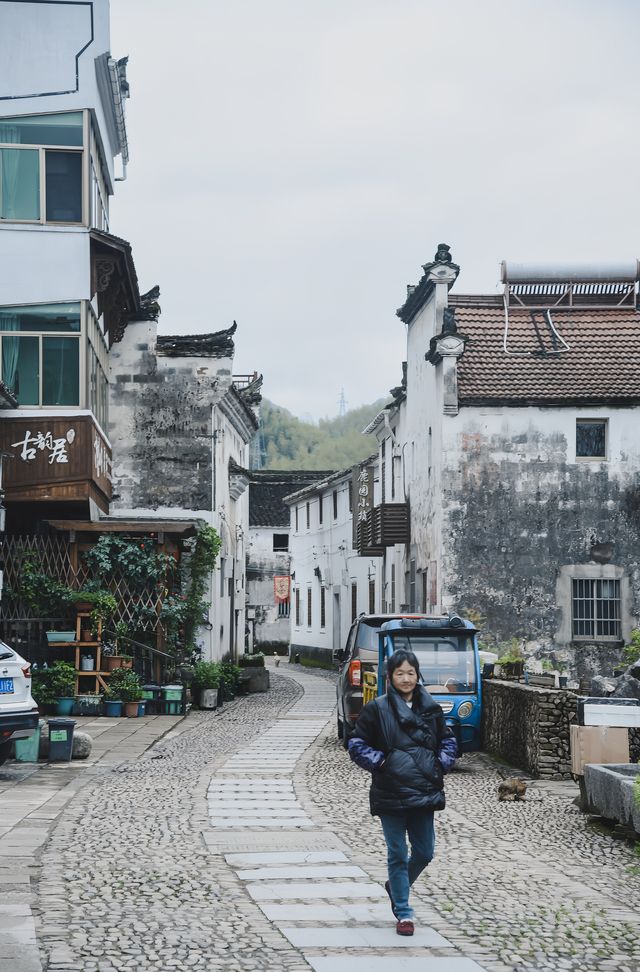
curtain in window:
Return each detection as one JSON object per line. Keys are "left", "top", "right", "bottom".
{"left": 0, "top": 125, "right": 19, "bottom": 219}
{"left": 0, "top": 312, "right": 19, "bottom": 392}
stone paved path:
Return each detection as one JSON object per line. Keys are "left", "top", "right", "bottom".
{"left": 207, "top": 666, "right": 486, "bottom": 972}
{"left": 12, "top": 663, "right": 640, "bottom": 971}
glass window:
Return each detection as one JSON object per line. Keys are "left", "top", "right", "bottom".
{"left": 0, "top": 113, "right": 84, "bottom": 223}
{"left": 45, "top": 151, "right": 82, "bottom": 222}
{"left": 43, "top": 337, "right": 79, "bottom": 406}
{"left": 0, "top": 113, "right": 83, "bottom": 146}
{"left": 2, "top": 335, "right": 39, "bottom": 405}
{"left": 576, "top": 420, "right": 607, "bottom": 459}
{"left": 273, "top": 533, "right": 289, "bottom": 552}
{"left": 0, "top": 304, "right": 80, "bottom": 332}
{"left": 0, "top": 148, "right": 39, "bottom": 220}
{"left": 572, "top": 578, "right": 621, "bottom": 640}
{"left": 392, "top": 636, "right": 477, "bottom": 694}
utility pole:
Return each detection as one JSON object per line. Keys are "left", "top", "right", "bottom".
{"left": 338, "top": 388, "right": 347, "bottom": 417}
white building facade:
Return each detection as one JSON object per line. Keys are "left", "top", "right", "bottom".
{"left": 285, "top": 469, "right": 383, "bottom": 665}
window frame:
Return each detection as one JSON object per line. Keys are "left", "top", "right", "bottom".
{"left": 572, "top": 577, "right": 621, "bottom": 642}
{"left": 0, "top": 301, "right": 85, "bottom": 409}
{"left": 557, "top": 564, "right": 627, "bottom": 645}
{"left": 307, "top": 586, "right": 312, "bottom": 629}
{"left": 272, "top": 533, "right": 289, "bottom": 553}
{"left": 320, "top": 586, "right": 326, "bottom": 629}
{"left": 0, "top": 110, "right": 88, "bottom": 226}
{"left": 576, "top": 418, "right": 608, "bottom": 462}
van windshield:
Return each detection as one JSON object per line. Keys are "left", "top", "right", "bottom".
{"left": 388, "top": 635, "right": 477, "bottom": 695}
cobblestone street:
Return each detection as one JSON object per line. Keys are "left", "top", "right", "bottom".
{"left": 10, "top": 665, "right": 640, "bottom": 972}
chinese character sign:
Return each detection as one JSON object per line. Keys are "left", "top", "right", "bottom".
{"left": 352, "top": 464, "right": 373, "bottom": 547}
{"left": 11, "top": 428, "right": 75, "bottom": 465}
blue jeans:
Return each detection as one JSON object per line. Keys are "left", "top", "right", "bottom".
{"left": 379, "top": 809, "right": 435, "bottom": 920}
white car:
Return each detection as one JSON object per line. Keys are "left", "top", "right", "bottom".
{"left": 0, "top": 641, "right": 39, "bottom": 765}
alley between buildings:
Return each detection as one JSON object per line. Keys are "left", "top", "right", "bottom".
{"left": 4, "top": 665, "right": 640, "bottom": 972}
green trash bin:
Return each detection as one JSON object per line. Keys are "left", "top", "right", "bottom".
{"left": 47, "top": 718, "right": 76, "bottom": 762}
{"left": 15, "top": 720, "right": 44, "bottom": 762}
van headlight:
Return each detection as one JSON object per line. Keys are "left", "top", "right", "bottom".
{"left": 457, "top": 701, "right": 473, "bottom": 719}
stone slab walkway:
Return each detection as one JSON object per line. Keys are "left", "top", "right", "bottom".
{"left": 205, "top": 664, "right": 487, "bottom": 971}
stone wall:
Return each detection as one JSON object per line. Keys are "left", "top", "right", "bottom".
{"left": 482, "top": 679, "right": 577, "bottom": 779}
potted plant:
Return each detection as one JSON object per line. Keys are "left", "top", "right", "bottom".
{"left": 118, "top": 669, "right": 143, "bottom": 717}
{"left": 47, "top": 661, "right": 76, "bottom": 715}
{"left": 192, "top": 661, "right": 220, "bottom": 708}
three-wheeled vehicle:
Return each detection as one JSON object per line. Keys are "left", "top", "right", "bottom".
{"left": 362, "top": 615, "right": 482, "bottom": 752}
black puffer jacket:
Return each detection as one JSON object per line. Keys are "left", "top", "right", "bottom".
{"left": 350, "top": 684, "right": 453, "bottom": 815}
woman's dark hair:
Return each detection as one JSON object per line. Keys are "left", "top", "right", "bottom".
{"left": 387, "top": 649, "right": 421, "bottom": 679}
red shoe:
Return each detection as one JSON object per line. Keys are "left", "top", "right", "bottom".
{"left": 396, "top": 919, "right": 414, "bottom": 936}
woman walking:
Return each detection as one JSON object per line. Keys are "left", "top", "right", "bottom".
{"left": 348, "top": 649, "right": 458, "bottom": 936}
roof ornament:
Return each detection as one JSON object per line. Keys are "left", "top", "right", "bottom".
{"left": 442, "top": 307, "right": 458, "bottom": 335}
{"left": 422, "top": 243, "right": 459, "bottom": 276}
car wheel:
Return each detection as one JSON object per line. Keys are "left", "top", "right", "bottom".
{"left": 0, "top": 741, "right": 11, "bottom": 766}
{"left": 337, "top": 713, "right": 344, "bottom": 740}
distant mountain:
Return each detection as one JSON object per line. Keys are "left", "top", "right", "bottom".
{"left": 252, "top": 398, "right": 386, "bottom": 471}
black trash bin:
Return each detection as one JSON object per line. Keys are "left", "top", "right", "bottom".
{"left": 141, "top": 684, "right": 162, "bottom": 715}
{"left": 47, "top": 718, "right": 76, "bottom": 762}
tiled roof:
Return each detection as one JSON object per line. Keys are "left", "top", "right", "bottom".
{"left": 451, "top": 296, "right": 640, "bottom": 405}
{"left": 157, "top": 322, "right": 236, "bottom": 358}
{"left": 249, "top": 471, "right": 332, "bottom": 527}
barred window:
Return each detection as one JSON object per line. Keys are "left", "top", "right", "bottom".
{"left": 572, "top": 578, "right": 621, "bottom": 640}
{"left": 368, "top": 579, "right": 375, "bottom": 614}
{"left": 351, "top": 582, "right": 358, "bottom": 621}
{"left": 320, "top": 586, "right": 326, "bottom": 629}
{"left": 295, "top": 587, "right": 301, "bottom": 627}
{"left": 307, "top": 587, "right": 312, "bottom": 628}
{"left": 278, "top": 599, "right": 290, "bottom": 618}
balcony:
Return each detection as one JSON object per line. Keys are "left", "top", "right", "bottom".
{"left": 372, "top": 503, "right": 410, "bottom": 547}
{"left": 355, "top": 511, "right": 384, "bottom": 558}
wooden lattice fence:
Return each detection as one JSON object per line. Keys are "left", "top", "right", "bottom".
{"left": 1, "top": 534, "right": 169, "bottom": 635}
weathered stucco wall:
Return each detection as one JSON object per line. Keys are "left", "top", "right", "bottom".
{"left": 441, "top": 408, "right": 640, "bottom": 675}
{"left": 247, "top": 527, "right": 291, "bottom": 649}
{"left": 109, "top": 320, "right": 228, "bottom": 516}
{"left": 482, "top": 680, "right": 577, "bottom": 779}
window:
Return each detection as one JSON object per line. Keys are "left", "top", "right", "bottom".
{"left": 318, "top": 494, "right": 323, "bottom": 525}
{"left": 351, "top": 582, "right": 358, "bottom": 621}
{"left": 391, "top": 564, "right": 396, "bottom": 613}
{"left": 295, "top": 507, "right": 299, "bottom": 532}
{"left": 0, "top": 303, "right": 81, "bottom": 406}
{"left": 0, "top": 112, "right": 84, "bottom": 224}
{"left": 306, "top": 502, "right": 310, "bottom": 530}
{"left": 219, "top": 558, "right": 225, "bottom": 596}
{"left": 295, "top": 587, "right": 301, "bottom": 627}
{"left": 307, "top": 587, "right": 312, "bottom": 628}
{"left": 422, "top": 571, "right": 428, "bottom": 613}
{"left": 333, "top": 490, "right": 338, "bottom": 519}
{"left": 409, "top": 559, "right": 416, "bottom": 612}
{"left": 572, "top": 578, "right": 621, "bottom": 640}
{"left": 381, "top": 439, "right": 386, "bottom": 503}
{"left": 576, "top": 420, "right": 607, "bottom": 460}
{"left": 273, "top": 533, "right": 289, "bottom": 552}
{"left": 320, "top": 586, "right": 326, "bottom": 629}
{"left": 278, "top": 599, "right": 290, "bottom": 618}
{"left": 368, "top": 579, "right": 375, "bottom": 614}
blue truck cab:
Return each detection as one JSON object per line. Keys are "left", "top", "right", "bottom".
{"left": 376, "top": 615, "right": 482, "bottom": 752}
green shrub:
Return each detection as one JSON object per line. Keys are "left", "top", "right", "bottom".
{"left": 106, "top": 667, "right": 142, "bottom": 702}
{"left": 32, "top": 661, "right": 76, "bottom": 704}
{"left": 238, "top": 653, "right": 265, "bottom": 668}
{"left": 219, "top": 662, "right": 241, "bottom": 693}
{"left": 623, "top": 630, "right": 640, "bottom": 667}
{"left": 192, "top": 661, "right": 221, "bottom": 691}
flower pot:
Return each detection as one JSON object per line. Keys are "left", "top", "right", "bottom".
{"left": 137, "top": 700, "right": 146, "bottom": 717}
{"left": 46, "top": 631, "right": 76, "bottom": 643}
{"left": 200, "top": 688, "right": 218, "bottom": 709}
{"left": 80, "top": 655, "right": 94, "bottom": 671}
{"left": 104, "top": 700, "right": 123, "bottom": 717}
{"left": 81, "top": 629, "right": 93, "bottom": 643}
{"left": 124, "top": 701, "right": 139, "bottom": 718}
{"left": 56, "top": 697, "right": 75, "bottom": 716}
{"left": 120, "top": 657, "right": 133, "bottom": 670}
{"left": 106, "top": 656, "right": 124, "bottom": 672}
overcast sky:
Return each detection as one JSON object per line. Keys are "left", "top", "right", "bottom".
{"left": 110, "top": 0, "right": 640, "bottom": 421}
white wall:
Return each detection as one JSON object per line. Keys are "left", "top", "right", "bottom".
{"left": 246, "top": 526, "right": 291, "bottom": 648}
{"left": 0, "top": 227, "right": 90, "bottom": 306}
{"left": 0, "top": 0, "right": 119, "bottom": 179}
{"left": 288, "top": 474, "right": 382, "bottom": 660}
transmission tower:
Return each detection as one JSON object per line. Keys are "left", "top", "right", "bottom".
{"left": 338, "top": 388, "right": 347, "bottom": 417}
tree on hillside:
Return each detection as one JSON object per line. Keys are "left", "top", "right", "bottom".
{"left": 254, "top": 398, "right": 386, "bottom": 471}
